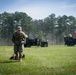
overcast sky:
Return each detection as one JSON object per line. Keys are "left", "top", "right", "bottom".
{"left": 0, "top": 0, "right": 76, "bottom": 19}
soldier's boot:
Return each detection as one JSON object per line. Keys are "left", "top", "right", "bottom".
{"left": 10, "top": 54, "right": 16, "bottom": 60}
{"left": 10, "top": 56, "right": 14, "bottom": 60}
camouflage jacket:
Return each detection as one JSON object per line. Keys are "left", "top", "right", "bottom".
{"left": 12, "top": 31, "right": 27, "bottom": 45}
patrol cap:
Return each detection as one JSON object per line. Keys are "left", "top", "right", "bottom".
{"left": 17, "top": 26, "right": 22, "bottom": 30}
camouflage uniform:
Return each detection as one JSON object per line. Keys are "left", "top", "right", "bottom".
{"left": 12, "top": 31, "right": 27, "bottom": 60}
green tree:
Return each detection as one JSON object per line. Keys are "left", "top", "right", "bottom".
{"left": 44, "top": 13, "right": 56, "bottom": 44}
{"left": 67, "top": 16, "right": 76, "bottom": 36}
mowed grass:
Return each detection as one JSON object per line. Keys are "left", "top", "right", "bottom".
{"left": 0, "top": 45, "right": 76, "bottom": 75}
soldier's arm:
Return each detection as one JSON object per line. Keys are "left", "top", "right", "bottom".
{"left": 22, "top": 32, "right": 28, "bottom": 39}
{"left": 21, "top": 32, "right": 28, "bottom": 44}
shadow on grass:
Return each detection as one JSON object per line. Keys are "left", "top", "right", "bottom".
{"left": 0, "top": 60, "right": 19, "bottom": 63}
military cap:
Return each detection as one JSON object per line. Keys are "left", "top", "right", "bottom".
{"left": 17, "top": 26, "right": 22, "bottom": 30}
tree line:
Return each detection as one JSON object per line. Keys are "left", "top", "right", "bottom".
{"left": 0, "top": 12, "right": 76, "bottom": 45}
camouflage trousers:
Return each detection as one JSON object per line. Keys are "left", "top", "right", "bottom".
{"left": 14, "top": 44, "right": 24, "bottom": 60}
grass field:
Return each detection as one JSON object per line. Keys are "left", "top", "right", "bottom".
{"left": 0, "top": 45, "right": 76, "bottom": 75}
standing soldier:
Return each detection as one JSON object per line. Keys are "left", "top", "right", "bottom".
{"left": 12, "top": 26, "right": 28, "bottom": 61}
